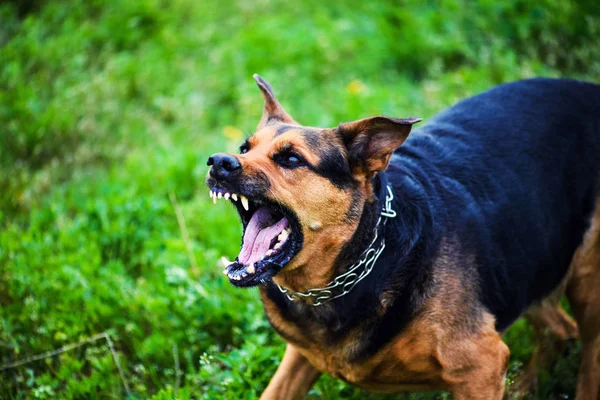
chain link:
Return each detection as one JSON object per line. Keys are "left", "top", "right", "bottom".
{"left": 277, "top": 185, "right": 396, "bottom": 306}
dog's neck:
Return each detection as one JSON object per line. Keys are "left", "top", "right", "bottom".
{"left": 272, "top": 174, "right": 387, "bottom": 296}
{"left": 333, "top": 174, "right": 387, "bottom": 275}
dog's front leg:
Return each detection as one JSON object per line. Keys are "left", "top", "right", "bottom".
{"left": 440, "top": 318, "right": 510, "bottom": 400}
{"left": 261, "top": 344, "right": 321, "bottom": 400}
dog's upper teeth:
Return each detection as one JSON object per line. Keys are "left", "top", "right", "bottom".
{"left": 241, "top": 196, "right": 249, "bottom": 211}
{"left": 217, "top": 192, "right": 222, "bottom": 199}
{"left": 209, "top": 190, "right": 214, "bottom": 198}
{"left": 213, "top": 194, "right": 217, "bottom": 204}
{"left": 224, "top": 193, "right": 230, "bottom": 200}
{"left": 231, "top": 194, "right": 238, "bottom": 201}
{"left": 220, "top": 256, "right": 232, "bottom": 267}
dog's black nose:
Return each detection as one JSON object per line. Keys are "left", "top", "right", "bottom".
{"left": 207, "top": 153, "right": 241, "bottom": 180}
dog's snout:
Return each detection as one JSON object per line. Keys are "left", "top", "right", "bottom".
{"left": 207, "top": 153, "right": 241, "bottom": 180}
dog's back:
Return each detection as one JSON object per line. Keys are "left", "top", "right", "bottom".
{"left": 391, "top": 78, "right": 600, "bottom": 330}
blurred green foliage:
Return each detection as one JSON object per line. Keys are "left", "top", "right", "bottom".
{"left": 0, "top": 0, "right": 598, "bottom": 398}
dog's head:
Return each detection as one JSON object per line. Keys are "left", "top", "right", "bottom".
{"left": 206, "top": 75, "right": 420, "bottom": 287}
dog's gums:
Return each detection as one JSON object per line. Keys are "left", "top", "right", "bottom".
{"left": 208, "top": 186, "right": 303, "bottom": 287}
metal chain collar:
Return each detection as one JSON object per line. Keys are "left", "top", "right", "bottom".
{"left": 276, "top": 185, "right": 397, "bottom": 306}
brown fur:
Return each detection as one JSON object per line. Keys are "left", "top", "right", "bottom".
{"left": 511, "top": 290, "right": 579, "bottom": 396}
{"left": 261, "top": 239, "right": 511, "bottom": 398}
{"left": 240, "top": 125, "right": 367, "bottom": 292}
{"left": 259, "top": 200, "right": 600, "bottom": 400}
{"left": 224, "top": 76, "right": 600, "bottom": 399}
{"left": 566, "top": 198, "right": 600, "bottom": 400}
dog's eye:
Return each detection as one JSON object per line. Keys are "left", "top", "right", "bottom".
{"left": 240, "top": 145, "right": 249, "bottom": 154}
{"left": 276, "top": 152, "right": 305, "bottom": 168}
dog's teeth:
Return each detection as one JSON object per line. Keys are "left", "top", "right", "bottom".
{"left": 209, "top": 191, "right": 214, "bottom": 198}
{"left": 247, "top": 264, "right": 255, "bottom": 274}
{"left": 224, "top": 193, "right": 230, "bottom": 200}
{"left": 278, "top": 230, "right": 289, "bottom": 242}
{"left": 223, "top": 269, "right": 228, "bottom": 275}
{"left": 217, "top": 192, "right": 222, "bottom": 199}
{"left": 265, "top": 249, "right": 274, "bottom": 256}
{"left": 274, "top": 241, "right": 283, "bottom": 249}
{"left": 220, "top": 256, "right": 232, "bottom": 267}
{"left": 213, "top": 195, "right": 217, "bottom": 204}
{"left": 231, "top": 194, "right": 238, "bottom": 201}
{"left": 241, "top": 196, "right": 249, "bottom": 211}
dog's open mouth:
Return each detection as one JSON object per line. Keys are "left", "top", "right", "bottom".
{"left": 208, "top": 187, "right": 303, "bottom": 287}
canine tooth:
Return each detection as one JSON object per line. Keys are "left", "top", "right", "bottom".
{"left": 224, "top": 193, "right": 230, "bottom": 200}
{"left": 217, "top": 192, "right": 222, "bottom": 199}
{"left": 232, "top": 194, "right": 238, "bottom": 201}
{"left": 241, "top": 196, "right": 249, "bottom": 211}
{"left": 220, "top": 256, "right": 232, "bottom": 267}
{"left": 247, "top": 264, "right": 255, "bottom": 274}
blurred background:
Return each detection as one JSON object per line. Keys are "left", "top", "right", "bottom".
{"left": 1, "top": 0, "right": 599, "bottom": 398}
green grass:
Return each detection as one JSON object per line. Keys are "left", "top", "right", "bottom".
{"left": 0, "top": 0, "right": 598, "bottom": 398}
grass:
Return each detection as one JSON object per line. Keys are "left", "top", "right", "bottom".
{"left": 0, "top": 0, "right": 598, "bottom": 398}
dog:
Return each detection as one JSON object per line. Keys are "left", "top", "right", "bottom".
{"left": 206, "top": 75, "right": 600, "bottom": 399}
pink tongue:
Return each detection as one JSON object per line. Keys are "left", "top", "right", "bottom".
{"left": 238, "top": 208, "right": 289, "bottom": 266}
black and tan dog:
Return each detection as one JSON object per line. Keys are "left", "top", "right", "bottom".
{"left": 206, "top": 75, "right": 600, "bottom": 399}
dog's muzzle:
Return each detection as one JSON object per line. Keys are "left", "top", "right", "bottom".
{"left": 207, "top": 153, "right": 241, "bottom": 181}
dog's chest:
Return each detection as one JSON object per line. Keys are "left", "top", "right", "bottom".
{"left": 261, "top": 293, "right": 444, "bottom": 391}
{"left": 297, "top": 337, "right": 442, "bottom": 392}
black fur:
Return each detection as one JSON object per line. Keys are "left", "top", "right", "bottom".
{"left": 265, "top": 78, "right": 600, "bottom": 359}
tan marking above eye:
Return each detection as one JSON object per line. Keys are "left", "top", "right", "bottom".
{"left": 243, "top": 126, "right": 327, "bottom": 168}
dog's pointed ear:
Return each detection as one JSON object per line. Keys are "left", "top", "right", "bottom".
{"left": 253, "top": 74, "right": 297, "bottom": 130}
{"left": 337, "top": 116, "right": 422, "bottom": 177}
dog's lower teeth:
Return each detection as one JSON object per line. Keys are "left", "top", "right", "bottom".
{"left": 278, "top": 230, "right": 289, "bottom": 242}
{"left": 232, "top": 194, "right": 238, "bottom": 201}
{"left": 247, "top": 264, "right": 255, "bottom": 274}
